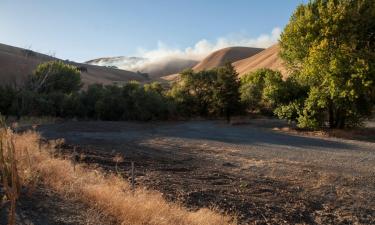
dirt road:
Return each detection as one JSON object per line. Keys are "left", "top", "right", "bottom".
{"left": 38, "top": 120, "right": 375, "bottom": 224}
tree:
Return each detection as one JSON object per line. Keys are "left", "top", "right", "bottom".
{"left": 169, "top": 64, "right": 241, "bottom": 121}
{"left": 169, "top": 69, "right": 216, "bottom": 117}
{"left": 280, "top": 0, "right": 375, "bottom": 128}
{"left": 0, "top": 86, "right": 16, "bottom": 116}
{"left": 144, "top": 82, "right": 163, "bottom": 95}
{"left": 240, "top": 69, "right": 267, "bottom": 112}
{"left": 29, "top": 61, "right": 82, "bottom": 94}
{"left": 80, "top": 84, "right": 105, "bottom": 119}
{"left": 95, "top": 85, "right": 125, "bottom": 120}
{"left": 240, "top": 68, "right": 289, "bottom": 113}
{"left": 213, "top": 62, "right": 241, "bottom": 122}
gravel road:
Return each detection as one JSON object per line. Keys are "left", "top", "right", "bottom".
{"left": 38, "top": 120, "right": 375, "bottom": 224}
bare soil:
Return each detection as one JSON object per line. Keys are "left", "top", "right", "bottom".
{"left": 0, "top": 187, "right": 115, "bottom": 225}
{"left": 36, "top": 120, "right": 375, "bottom": 225}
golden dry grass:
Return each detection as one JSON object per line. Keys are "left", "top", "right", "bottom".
{"left": 3, "top": 127, "right": 236, "bottom": 225}
{"left": 193, "top": 47, "right": 263, "bottom": 72}
{"left": 233, "top": 44, "right": 288, "bottom": 77}
{"left": 0, "top": 126, "right": 21, "bottom": 225}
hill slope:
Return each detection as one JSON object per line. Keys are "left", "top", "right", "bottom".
{"left": 233, "top": 44, "right": 287, "bottom": 77}
{"left": 0, "top": 43, "right": 146, "bottom": 87}
{"left": 193, "top": 47, "right": 264, "bottom": 72}
{"left": 140, "top": 58, "right": 198, "bottom": 78}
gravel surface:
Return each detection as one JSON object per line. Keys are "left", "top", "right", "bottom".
{"left": 37, "top": 120, "right": 375, "bottom": 224}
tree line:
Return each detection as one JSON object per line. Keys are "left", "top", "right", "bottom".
{"left": 0, "top": 61, "right": 243, "bottom": 122}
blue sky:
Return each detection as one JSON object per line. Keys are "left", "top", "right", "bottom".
{"left": 0, "top": 0, "right": 306, "bottom": 62}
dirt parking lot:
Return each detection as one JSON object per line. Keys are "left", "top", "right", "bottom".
{"left": 38, "top": 120, "right": 375, "bottom": 224}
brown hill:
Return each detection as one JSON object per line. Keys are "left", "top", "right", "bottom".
{"left": 0, "top": 43, "right": 146, "bottom": 87}
{"left": 193, "top": 47, "right": 264, "bottom": 72}
{"left": 233, "top": 44, "right": 287, "bottom": 77}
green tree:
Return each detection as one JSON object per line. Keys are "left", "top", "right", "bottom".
{"left": 95, "top": 85, "right": 125, "bottom": 120}
{"left": 0, "top": 86, "right": 16, "bottom": 116}
{"left": 240, "top": 68, "right": 286, "bottom": 113}
{"left": 80, "top": 84, "right": 105, "bottom": 119}
{"left": 280, "top": 0, "right": 375, "bottom": 128}
{"left": 144, "top": 82, "right": 163, "bottom": 95}
{"left": 62, "top": 93, "right": 85, "bottom": 118}
{"left": 169, "top": 69, "right": 216, "bottom": 117}
{"left": 213, "top": 62, "right": 241, "bottom": 122}
{"left": 29, "top": 61, "right": 82, "bottom": 94}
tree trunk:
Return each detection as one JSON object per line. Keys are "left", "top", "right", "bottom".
{"left": 328, "top": 101, "right": 334, "bottom": 128}
{"left": 333, "top": 109, "right": 346, "bottom": 129}
{"left": 338, "top": 114, "right": 346, "bottom": 129}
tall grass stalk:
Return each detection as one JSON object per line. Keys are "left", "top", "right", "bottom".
{"left": 0, "top": 117, "right": 21, "bottom": 225}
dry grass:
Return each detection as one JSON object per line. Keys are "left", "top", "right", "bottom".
{"left": 0, "top": 124, "right": 21, "bottom": 225}
{"left": 1, "top": 127, "right": 236, "bottom": 225}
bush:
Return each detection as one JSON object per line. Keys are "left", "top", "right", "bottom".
{"left": 240, "top": 68, "right": 288, "bottom": 113}
{"left": 29, "top": 61, "right": 82, "bottom": 94}
{"left": 274, "top": 100, "right": 303, "bottom": 124}
{"left": 0, "top": 86, "right": 16, "bottom": 116}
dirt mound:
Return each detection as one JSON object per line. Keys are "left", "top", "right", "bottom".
{"left": 233, "top": 44, "right": 287, "bottom": 77}
{"left": 0, "top": 43, "right": 147, "bottom": 87}
{"left": 193, "top": 47, "right": 263, "bottom": 72}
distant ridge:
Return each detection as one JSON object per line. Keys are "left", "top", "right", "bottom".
{"left": 0, "top": 43, "right": 146, "bottom": 87}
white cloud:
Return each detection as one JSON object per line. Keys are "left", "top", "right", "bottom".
{"left": 88, "top": 27, "right": 281, "bottom": 72}
{"left": 136, "top": 27, "right": 281, "bottom": 62}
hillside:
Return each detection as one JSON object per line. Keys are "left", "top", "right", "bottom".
{"left": 193, "top": 47, "right": 263, "bottom": 72}
{"left": 140, "top": 58, "right": 198, "bottom": 78}
{"left": 0, "top": 43, "right": 146, "bottom": 87}
{"left": 233, "top": 44, "right": 287, "bottom": 77}
{"left": 86, "top": 56, "right": 198, "bottom": 78}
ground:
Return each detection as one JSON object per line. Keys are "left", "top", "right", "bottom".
{"left": 0, "top": 187, "right": 115, "bottom": 225}
{"left": 33, "top": 119, "right": 375, "bottom": 224}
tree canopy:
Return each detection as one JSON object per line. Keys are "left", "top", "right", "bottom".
{"left": 168, "top": 64, "right": 241, "bottom": 121}
{"left": 280, "top": 0, "right": 375, "bottom": 128}
{"left": 30, "top": 61, "right": 82, "bottom": 94}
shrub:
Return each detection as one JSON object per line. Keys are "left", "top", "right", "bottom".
{"left": 29, "top": 61, "right": 82, "bottom": 94}
{"left": 0, "top": 86, "right": 16, "bottom": 116}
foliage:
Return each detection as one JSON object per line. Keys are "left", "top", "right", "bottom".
{"left": 240, "top": 69, "right": 303, "bottom": 113}
{"left": 280, "top": 0, "right": 375, "bottom": 128}
{"left": 81, "top": 81, "right": 171, "bottom": 121}
{"left": 0, "top": 86, "right": 16, "bottom": 116}
{"left": 169, "top": 64, "right": 241, "bottom": 120}
{"left": 169, "top": 69, "right": 215, "bottom": 116}
{"left": 29, "top": 61, "right": 82, "bottom": 94}
{"left": 213, "top": 63, "right": 241, "bottom": 121}
{"left": 274, "top": 100, "right": 303, "bottom": 124}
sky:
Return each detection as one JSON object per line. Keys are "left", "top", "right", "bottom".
{"left": 0, "top": 0, "right": 307, "bottom": 62}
